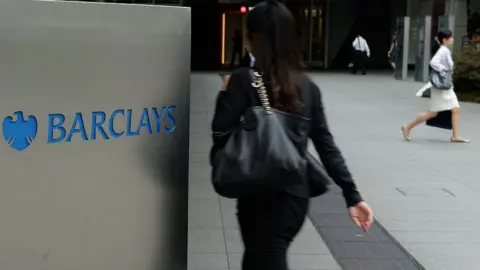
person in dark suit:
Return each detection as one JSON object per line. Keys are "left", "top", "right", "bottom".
{"left": 230, "top": 29, "right": 243, "bottom": 69}
{"left": 213, "top": 1, "right": 373, "bottom": 269}
{"left": 239, "top": 46, "right": 255, "bottom": 68}
{"left": 351, "top": 34, "right": 370, "bottom": 74}
{"left": 239, "top": 49, "right": 252, "bottom": 67}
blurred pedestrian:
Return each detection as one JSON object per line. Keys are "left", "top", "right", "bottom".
{"left": 387, "top": 30, "right": 397, "bottom": 71}
{"left": 351, "top": 33, "right": 370, "bottom": 75}
{"left": 212, "top": 1, "right": 374, "bottom": 269}
{"left": 402, "top": 30, "right": 469, "bottom": 143}
{"left": 230, "top": 29, "right": 243, "bottom": 69}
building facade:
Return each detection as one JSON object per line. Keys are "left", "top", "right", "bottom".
{"left": 467, "top": 0, "right": 480, "bottom": 43}
{"left": 51, "top": 0, "right": 477, "bottom": 70}
{"left": 61, "top": 0, "right": 183, "bottom": 4}
{"left": 405, "top": 0, "right": 476, "bottom": 50}
{"left": 189, "top": 0, "right": 402, "bottom": 70}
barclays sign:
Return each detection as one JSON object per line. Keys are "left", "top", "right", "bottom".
{"left": 3, "top": 106, "right": 177, "bottom": 152}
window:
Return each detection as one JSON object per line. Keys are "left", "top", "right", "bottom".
{"left": 468, "top": 0, "right": 480, "bottom": 39}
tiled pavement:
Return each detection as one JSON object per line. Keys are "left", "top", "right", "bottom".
{"left": 308, "top": 183, "right": 423, "bottom": 270}
{"left": 188, "top": 72, "right": 480, "bottom": 270}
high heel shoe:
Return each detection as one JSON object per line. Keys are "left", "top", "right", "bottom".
{"left": 451, "top": 137, "right": 470, "bottom": 143}
{"left": 401, "top": 126, "right": 411, "bottom": 141}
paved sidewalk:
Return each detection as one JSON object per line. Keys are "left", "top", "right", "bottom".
{"left": 187, "top": 72, "right": 480, "bottom": 270}
{"left": 311, "top": 73, "right": 480, "bottom": 270}
{"left": 187, "top": 73, "right": 340, "bottom": 270}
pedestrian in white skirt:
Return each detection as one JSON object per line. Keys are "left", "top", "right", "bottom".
{"left": 402, "top": 30, "right": 469, "bottom": 143}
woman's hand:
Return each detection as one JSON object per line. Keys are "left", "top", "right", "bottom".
{"left": 348, "top": 201, "right": 374, "bottom": 231}
{"left": 221, "top": 75, "right": 231, "bottom": 91}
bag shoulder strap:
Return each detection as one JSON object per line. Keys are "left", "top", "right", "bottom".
{"left": 248, "top": 69, "right": 272, "bottom": 114}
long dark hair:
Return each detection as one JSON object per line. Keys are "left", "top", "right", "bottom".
{"left": 431, "top": 30, "right": 453, "bottom": 56}
{"left": 246, "top": 0, "right": 303, "bottom": 113}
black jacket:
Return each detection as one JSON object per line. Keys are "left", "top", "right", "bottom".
{"left": 210, "top": 68, "right": 362, "bottom": 207}
{"left": 239, "top": 51, "right": 252, "bottom": 67}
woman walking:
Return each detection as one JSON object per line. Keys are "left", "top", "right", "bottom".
{"left": 402, "top": 30, "right": 469, "bottom": 143}
{"left": 387, "top": 30, "right": 397, "bottom": 72}
{"left": 211, "top": 1, "right": 373, "bottom": 269}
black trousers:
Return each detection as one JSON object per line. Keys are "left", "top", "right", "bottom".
{"left": 237, "top": 193, "right": 309, "bottom": 270}
{"left": 352, "top": 50, "right": 367, "bottom": 74}
{"left": 230, "top": 49, "right": 242, "bottom": 68}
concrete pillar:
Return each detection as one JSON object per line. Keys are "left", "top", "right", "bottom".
{"left": 447, "top": 0, "right": 468, "bottom": 51}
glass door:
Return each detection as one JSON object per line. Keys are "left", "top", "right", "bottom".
{"left": 287, "top": 0, "right": 325, "bottom": 67}
{"left": 309, "top": 2, "right": 324, "bottom": 66}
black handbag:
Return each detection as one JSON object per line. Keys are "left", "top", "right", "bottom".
{"left": 306, "top": 152, "right": 331, "bottom": 197}
{"left": 426, "top": 110, "right": 452, "bottom": 130}
{"left": 212, "top": 70, "right": 310, "bottom": 199}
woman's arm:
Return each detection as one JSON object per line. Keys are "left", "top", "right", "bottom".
{"left": 212, "top": 72, "right": 247, "bottom": 134}
{"left": 210, "top": 71, "right": 248, "bottom": 164}
{"left": 309, "top": 84, "right": 363, "bottom": 207}
{"left": 446, "top": 50, "right": 454, "bottom": 69}
{"left": 430, "top": 47, "right": 448, "bottom": 72}
{"left": 363, "top": 39, "right": 371, "bottom": 57}
{"left": 387, "top": 43, "right": 394, "bottom": 55}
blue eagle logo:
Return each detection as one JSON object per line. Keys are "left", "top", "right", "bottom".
{"left": 2, "top": 111, "right": 38, "bottom": 151}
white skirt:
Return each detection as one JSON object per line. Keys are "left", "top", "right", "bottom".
{"left": 429, "top": 87, "right": 460, "bottom": 112}
{"left": 416, "top": 82, "right": 461, "bottom": 112}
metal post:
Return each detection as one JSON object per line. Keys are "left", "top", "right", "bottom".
{"left": 395, "top": 16, "right": 410, "bottom": 80}
{"left": 308, "top": 0, "right": 313, "bottom": 63}
{"left": 438, "top": 15, "right": 455, "bottom": 35}
{"left": 446, "top": 0, "right": 456, "bottom": 15}
{"left": 415, "top": 16, "right": 432, "bottom": 82}
{"left": 323, "top": 0, "right": 330, "bottom": 69}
